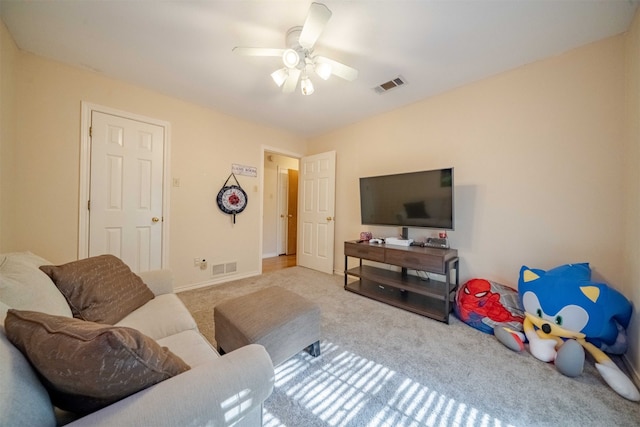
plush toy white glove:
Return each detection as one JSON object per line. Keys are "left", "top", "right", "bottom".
{"left": 525, "top": 329, "right": 557, "bottom": 362}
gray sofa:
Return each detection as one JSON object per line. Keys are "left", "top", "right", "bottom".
{"left": 0, "top": 252, "right": 274, "bottom": 426}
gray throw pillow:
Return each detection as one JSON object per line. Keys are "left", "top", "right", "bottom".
{"left": 40, "top": 254, "right": 154, "bottom": 324}
{"left": 5, "top": 309, "right": 190, "bottom": 414}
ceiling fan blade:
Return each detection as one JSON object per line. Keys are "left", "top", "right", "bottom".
{"left": 298, "top": 2, "right": 332, "bottom": 49}
{"left": 282, "top": 69, "right": 301, "bottom": 93}
{"left": 315, "top": 56, "right": 358, "bottom": 81}
{"left": 232, "top": 47, "right": 285, "bottom": 57}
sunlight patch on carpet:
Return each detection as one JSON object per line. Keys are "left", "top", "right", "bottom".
{"left": 263, "top": 341, "right": 514, "bottom": 427}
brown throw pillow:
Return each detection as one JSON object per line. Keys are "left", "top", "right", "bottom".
{"left": 4, "top": 309, "right": 190, "bottom": 414}
{"left": 40, "top": 254, "right": 154, "bottom": 324}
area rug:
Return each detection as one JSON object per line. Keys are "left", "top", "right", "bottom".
{"left": 178, "top": 267, "right": 640, "bottom": 427}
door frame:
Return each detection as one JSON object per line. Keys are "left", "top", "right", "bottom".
{"left": 260, "top": 145, "right": 303, "bottom": 273}
{"left": 78, "top": 102, "right": 172, "bottom": 267}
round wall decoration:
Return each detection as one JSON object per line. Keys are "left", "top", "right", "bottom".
{"left": 216, "top": 173, "right": 247, "bottom": 223}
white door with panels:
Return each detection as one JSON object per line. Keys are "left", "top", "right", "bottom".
{"left": 297, "top": 151, "right": 336, "bottom": 274}
{"left": 88, "top": 111, "right": 165, "bottom": 272}
{"left": 277, "top": 167, "right": 288, "bottom": 255}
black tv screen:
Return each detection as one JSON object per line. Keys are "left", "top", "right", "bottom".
{"left": 359, "top": 168, "right": 454, "bottom": 230}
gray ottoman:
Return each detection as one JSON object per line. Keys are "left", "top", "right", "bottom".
{"left": 214, "top": 286, "right": 321, "bottom": 366}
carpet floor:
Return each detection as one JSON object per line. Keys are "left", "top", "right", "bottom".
{"left": 178, "top": 266, "right": 640, "bottom": 427}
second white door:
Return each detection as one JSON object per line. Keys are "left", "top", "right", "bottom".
{"left": 297, "top": 151, "right": 336, "bottom": 274}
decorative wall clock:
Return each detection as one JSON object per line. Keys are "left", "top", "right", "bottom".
{"left": 216, "top": 173, "right": 247, "bottom": 223}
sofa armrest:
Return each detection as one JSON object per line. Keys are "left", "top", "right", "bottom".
{"left": 67, "top": 344, "right": 274, "bottom": 427}
{"left": 137, "top": 269, "right": 174, "bottom": 296}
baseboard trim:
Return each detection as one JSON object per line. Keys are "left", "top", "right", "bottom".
{"left": 622, "top": 353, "right": 640, "bottom": 390}
{"left": 175, "top": 271, "right": 260, "bottom": 293}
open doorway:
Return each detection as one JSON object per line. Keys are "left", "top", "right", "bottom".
{"left": 262, "top": 152, "right": 299, "bottom": 270}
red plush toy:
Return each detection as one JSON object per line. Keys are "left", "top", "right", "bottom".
{"left": 454, "top": 278, "right": 524, "bottom": 334}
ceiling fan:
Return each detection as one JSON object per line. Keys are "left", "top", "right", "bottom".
{"left": 233, "top": 2, "right": 358, "bottom": 95}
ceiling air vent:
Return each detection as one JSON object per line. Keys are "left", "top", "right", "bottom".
{"left": 373, "top": 76, "right": 407, "bottom": 94}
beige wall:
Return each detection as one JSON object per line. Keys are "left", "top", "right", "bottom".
{"left": 623, "top": 9, "right": 640, "bottom": 382}
{"left": 310, "top": 34, "right": 626, "bottom": 285}
{"left": 308, "top": 33, "right": 638, "bottom": 376}
{"left": 0, "top": 22, "right": 17, "bottom": 250}
{"left": 0, "top": 21, "right": 304, "bottom": 289}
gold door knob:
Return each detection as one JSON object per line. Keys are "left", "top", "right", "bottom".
{"left": 326, "top": 217, "right": 334, "bottom": 221}
{"left": 152, "top": 217, "right": 160, "bottom": 223}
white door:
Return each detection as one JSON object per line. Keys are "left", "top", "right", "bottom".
{"left": 297, "top": 151, "right": 336, "bottom": 274}
{"left": 276, "top": 167, "right": 288, "bottom": 255}
{"left": 88, "top": 111, "right": 165, "bottom": 272}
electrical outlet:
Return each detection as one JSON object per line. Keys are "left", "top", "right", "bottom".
{"left": 194, "top": 258, "right": 208, "bottom": 270}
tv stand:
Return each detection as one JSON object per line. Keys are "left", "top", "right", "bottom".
{"left": 344, "top": 241, "right": 459, "bottom": 323}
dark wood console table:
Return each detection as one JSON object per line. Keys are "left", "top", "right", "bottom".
{"left": 344, "top": 241, "right": 459, "bottom": 323}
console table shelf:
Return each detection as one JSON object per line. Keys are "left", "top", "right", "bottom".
{"left": 345, "top": 265, "right": 454, "bottom": 300}
{"left": 344, "top": 241, "right": 459, "bottom": 323}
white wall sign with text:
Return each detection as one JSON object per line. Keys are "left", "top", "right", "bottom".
{"left": 232, "top": 164, "right": 257, "bottom": 177}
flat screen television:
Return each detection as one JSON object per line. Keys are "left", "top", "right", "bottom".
{"left": 359, "top": 168, "right": 454, "bottom": 232}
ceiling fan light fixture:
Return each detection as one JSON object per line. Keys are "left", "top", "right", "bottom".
{"left": 314, "top": 61, "right": 332, "bottom": 80}
{"left": 271, "top": 68, "right": 288, "bottom": 87}
{"left": 233, "top": 3, "right": 357, "bottom": 96}
{"left": 282, "top": 49, "right": 300, "bottom": 68}
{"left": 301, "top": 77, "right": 314, "bottom": 95}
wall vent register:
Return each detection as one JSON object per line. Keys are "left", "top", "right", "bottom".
{"left": 373, "top": 76, "right": 406, "bottom": 94}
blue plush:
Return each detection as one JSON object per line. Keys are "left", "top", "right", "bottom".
{"left": 494, "top": 262, "right": 639, "bottom": 401}
{"left": 519, "top": 263, "right": 632, "bottom": 351}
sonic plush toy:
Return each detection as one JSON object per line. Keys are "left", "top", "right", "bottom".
{"left": 494, "top": 263, "right": 640, "bottom": 401}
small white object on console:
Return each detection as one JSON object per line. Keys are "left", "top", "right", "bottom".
{"left": 385, "top": 237, "right": 414, "bottom": 246}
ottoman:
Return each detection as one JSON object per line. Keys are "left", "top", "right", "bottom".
{"left": 214, "top": 286, "right": 321, "bottom": 366}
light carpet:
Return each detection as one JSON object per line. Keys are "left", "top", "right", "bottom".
{"left": 178, "top": 266, "right": 640, "bottom": 427}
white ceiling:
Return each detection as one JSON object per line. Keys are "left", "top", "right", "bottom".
{"left": 1, "top": 1, "right": 638, "bottom": 137}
